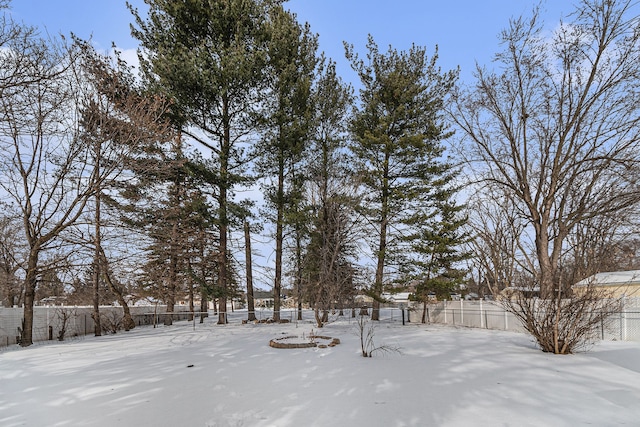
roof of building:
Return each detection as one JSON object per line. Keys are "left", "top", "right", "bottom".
{"left": 252, "top": 290, "right": 274, "bottom": 300}
{"left": 382, "top": 292, "right": 411, "bottom": 301}
{"left": 574, "top": 270, "right": 640, "bottom": 287}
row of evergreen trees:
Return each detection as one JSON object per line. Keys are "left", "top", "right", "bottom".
{"left": 122, "top": 0, "right": 469, "bottom": 325}
{"left": 0, "top": 0, "right": 469, "bottom": 344}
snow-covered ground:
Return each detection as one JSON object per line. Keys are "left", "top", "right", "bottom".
{"left": 2, "top": 315, "right": 640, "bottom": 427}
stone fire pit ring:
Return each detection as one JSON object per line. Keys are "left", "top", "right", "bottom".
{"left": 269, "top": 335, "right": 340, "bottom": 349}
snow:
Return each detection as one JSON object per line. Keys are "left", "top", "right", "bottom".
{"left": 2, "top": 314, "right": 640, "bottom": 427}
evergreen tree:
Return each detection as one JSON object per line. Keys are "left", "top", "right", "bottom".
{"left": 256, "top": 7, "right": 318, "bottom": 321}
{"left": 75, "top": 39, "right": 174, "bottom": 329}
{"left": 407, "top": 190, "right": 471, "bottom": 322}
{"left": 182, "top": 186, "right": 219, "bottom": 323}
{"left": 346, "top": 36, "right": 458, "bottom": 320}
{"left": 130, "top": 135, "right": 191, "bottom": 325}
{"left": 130, "top": 0, "right": 276, "bottom": 324}
{"left": 302, "top": 58, "right": 357, "bottom": 325}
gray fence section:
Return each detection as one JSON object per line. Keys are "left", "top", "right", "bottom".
{"left": 409, "top": 299, "right": 640, "bottom": 342}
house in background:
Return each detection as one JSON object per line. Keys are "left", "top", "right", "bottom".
{"left": 573, "top": 270, "right": 640, "bottom": 298}
{"left": 381, "top": 292, "right": 411, "bottom": 306}
{"left": 253, "top": 290, "right": 274, "bottom": 308}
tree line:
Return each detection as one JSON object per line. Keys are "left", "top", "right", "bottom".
{"left": 1, "top": 0, "right": 640, "bottom": 353}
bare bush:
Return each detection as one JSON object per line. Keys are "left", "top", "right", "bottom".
{"left": 100, "top": 310, "right": 124, "bottom": 334}
{"left": 500, "top": 285, "right": 622, "bottom": 354}
{"left": 55, "top": 308, "right": 77, "bottom": 341}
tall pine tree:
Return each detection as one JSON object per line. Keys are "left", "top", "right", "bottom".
{"left": 407, "top": 188, "right": 471, "bottom": 322}
{"left": 346, "top": 36, "right": 458, "bottom": 320}
{"left": 256, "top": 7, "right": 318, "bottom": 321}
{"left": 130, "top": 0, "right": 276, "bottom": 323}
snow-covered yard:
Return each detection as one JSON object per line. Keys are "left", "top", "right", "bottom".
{"left": 2, "top": 316, "right": 640, "bottom": 426}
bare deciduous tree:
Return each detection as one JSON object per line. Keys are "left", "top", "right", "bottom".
{"left": 466, "top": 192, "right": 533, "bottom": 297}
{"left": 0, "top": 31, "right": 94, "bottom": 346}
{"left": 455, "top": 0, "right": 640, "bottom": 354}
{"left": 0, "top": 214, "right": 26, "bottom": 307}
{"left": 0, "top": 30, "right": 170, "bottom": 345}
{"left": 562, "top": 210, "right": 640, "bottom": 286}
{"left": 303, "top": 58, "right": 359, "bottom": 327}
{"left": 452, "top": 0, "right": 640, "bottom": 297}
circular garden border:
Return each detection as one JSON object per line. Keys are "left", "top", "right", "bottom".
{"left": 269, "top": 335, "right": 340, "bottom": 349}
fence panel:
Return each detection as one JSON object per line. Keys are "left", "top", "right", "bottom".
{"left": 410, "top": 300, "right": 631, "bottom": 339}
{"left": 5, "top": 302, "right": 640, "bottom": 348}
{"left": 0, "top": 308, "right": 23, "bottom": 347}
{"left": 0, "top": 305, "right": 198, "bottom": 349}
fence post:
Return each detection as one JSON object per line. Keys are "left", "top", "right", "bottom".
{"left": 479, "top": 300, "right": 484, "bottom": 329}
{"left": 485, "top": 309, "right": 489, "bottom": 330}
{"left": 623, "top": 301, "right": 628, "bottom": 341}
{"left": 504, "top": 309, "right": 508, "bottom": 331}
{"left": 444, "top": 301, "right": 447, "bottom": 324}
{"left": 460, "top": 300, "right": 464, "bottom": 325}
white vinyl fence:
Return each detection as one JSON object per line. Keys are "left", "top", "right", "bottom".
{"left": 0, "top": 305, "right": 409, "bottom": 349}
{"left": 0, "top": 305, "right": 195, "bottom": 348}
{"left": 409, "top": 299, "right": 640, "bottom": 342}
{"left": 5, "top": 301, "right": 638, "bottom": 348}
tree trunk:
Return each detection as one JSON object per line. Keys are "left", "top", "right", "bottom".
{"left": 244, "top": 221, "right": 256, "bottom": 321}
{"left": 165, "top": 226, "right": 178, "bottom": 326}
{"left": 107, "top": 284, "right": 134, "bottom": 331}
{"left": 372, "top": 224, "right": 387, "bottom": 321}
{"left": 372, "top": 153, "right": 390, "bottom": 321}
{"left": 314, "top": 306, "right": 323, "bottom": 328}
{"left": 534, "top": 222, "right": 555, "bottom": 298}
{"left": 20, "top": 249, "right": 40, "bottom": 347}
{"left": 421, "top": 300, "right": 427, "bottom": 324}
{"left": 217, "top": 96, "right": 230, "bottom": 325}
{"left": 294, "top": 223, "right": 304, "bottom": 321}
{"left": 93, "top": 184, "right": 102, "bottom": 337}
{"left": 218, "top": 214, "right": 228, "bottom": 324}
{"left": 200, "top": 289, "right": 208, "bottom": 323}
{"left": 273, "top": 156, "right": 285, "bottom": 322}
{"left": 99, "top": 248, "right": 135, "bottom": 331}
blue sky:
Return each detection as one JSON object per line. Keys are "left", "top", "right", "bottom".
{"left": 1, "top": 0, "right": 606, "bottom": 284}
{"left": 8, "top": 0, "right": 579, "bottom": 85}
